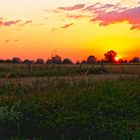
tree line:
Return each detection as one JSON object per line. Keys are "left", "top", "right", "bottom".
{"left": 0, "top": 50, "right": 140, "bottom": 65}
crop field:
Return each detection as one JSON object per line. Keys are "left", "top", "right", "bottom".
{"left": 0, "top": 64, "right": 140, "bottom": 140}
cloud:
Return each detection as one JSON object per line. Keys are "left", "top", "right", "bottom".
{"left": 5, "top": 39, "right": 19, "bottom": 43}
{"left": 43, "top": 9, "right": 62, "bottom": 13}
{"left": 53, "top": 2, "right": 140, "bottom": 30}
{"left": 0, "top": 19, "right": 33, "bottom": 27}
{"left": 19, "top": 20, "right": 32, "bottom": 27}
{"left": 66, "top": 14, "right": 91, "bottom": 19}
{"left": 61, "top": 23, "right": 74, "bottom": 29}
{"left": 24, "top": 20, "right": 32, "bottom": 24}
{"left": 3, "top": 20, "right": 22, "bottom": 26}
{"left": 58, "top": 4, "right": 85, "bottom": 11}
{"left": 50, "top": 23, "right": 74, "bottom": 32}
{"left": 84, "top": 3, "right": 101, "bottom": 11}
{"left": 101, "top": 4, "right": 115, "bottom": 9}
{"left": 90, "top": 6, "right": 140, "bottom": 30}
{"left": 5, "top": 39, "right": 10, "bottom": 43}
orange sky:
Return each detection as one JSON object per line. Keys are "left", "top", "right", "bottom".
{"left": 0, "top": 0, "right": 140, "bottom": 61}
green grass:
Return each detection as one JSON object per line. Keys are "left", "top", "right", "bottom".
{"left": 0, "top": 79, "right": 140, "bottom": 139}
{"left": 0, "top": 63, "right": 140, "bottom": 78}
{"left": 0, "top": 64, "right": 107, "bottom": 78}
{"left": 1, "top": 63, "right": 140, "bottom": 78}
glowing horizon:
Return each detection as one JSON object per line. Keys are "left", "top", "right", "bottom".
{"left": 0, "top": 0, "right": 140, "bottom": 62}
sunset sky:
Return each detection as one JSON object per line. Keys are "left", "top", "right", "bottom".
{"left": 0, "top": 0, "right": 140, "bottom": 61}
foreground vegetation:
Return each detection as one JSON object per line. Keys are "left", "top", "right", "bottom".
{"left": 0, "top": 78, "right": 140, "bottom": 140}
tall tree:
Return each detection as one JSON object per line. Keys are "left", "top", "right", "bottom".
{"left": 104, "top": 50, "right": 117, "bottom": 63}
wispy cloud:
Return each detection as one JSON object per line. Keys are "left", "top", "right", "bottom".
{"left": 61, "top": 23, "right": 74, "bottom": 29}
{"left": 55, "top": 2, "right": 140, "bottom": 30}
{"left": 5, "top": 39, "right": 10, "bottom": 43}
{"left": 50, "top": 23, "right": 74, "bottom": 32}
{"left": 0, "top": 19, "right": 32, "bottom": 28}
{"left": 5, "top": 39, "right": 19, "bottom": 43}
{"left": 66, "top": 14, "right": 91, "bottom": 19}
{"left": 19, "top": 20, "right": 32, "bottom": 27}
{"left": 2, "top": 20, "right": 22, "bottom": 26}
{"left": 58, "top": 4, "right": 85, "bottom": 11}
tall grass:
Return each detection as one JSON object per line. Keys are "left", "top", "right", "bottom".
{"left": 0, "top": 79, "right": 140, "bottom": 139}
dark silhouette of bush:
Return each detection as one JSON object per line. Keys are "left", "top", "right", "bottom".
{"left": 123, "top": 60, "right": 128, "bottom": 63}
{"left": 63, "top": 58, "right": 73, "bottom": 64}
{"left": 5, "top": 59, "right": 12, "bottom": 64}
{"left": 11, "top": 57, "right": 22, "bottom": 64}
{"left": 46, "top": 59, "right": 53, "bottom": 64}
{"left": 51, "top": 55, "right": 62, "bottom": 64}
{"left": 76, "top": 61, "right": 80, "bottom": 65}
{"left": 87, "top": 55, "right": 96, "bottom": 64}
{"left": 131, "top": 57, "right": 140, "bottom": 63}
{"left": 0, "top": 59, "right": 5, "bottom": 63}
{"left": 35, "top": 59, "right": 45, "bottom": 64}
{"left": 23, "top": 59, "right": 34, "bottom": 64}
{"left": 81, "top": 60, "right": 87, "bottom": 64}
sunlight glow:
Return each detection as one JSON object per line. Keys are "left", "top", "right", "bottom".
{"left": 115, "top": 56, "right": 119, "bottom": 62}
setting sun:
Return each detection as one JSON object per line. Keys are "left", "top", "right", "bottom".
{"left": 115, "top": 56, "right": 119, "bottom": 62}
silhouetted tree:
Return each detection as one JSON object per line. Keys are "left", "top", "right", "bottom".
{"left": 51, "top": 55, "right": 62, "bottom": 64}
{"left": 46, "top": 59, "right": 53, "bottom": 64}
{"left": 81, "top": 60, "right": 87, "bottom": 64}
{"left": 23, "top": 59, "right": 34, "bottom": 64}
{"left": 5, "top": 59, "right": 12, "bottom": 64}
{"left": 0, "top": 59, "right": 5, "bottom": 63}
{"left": 87, "top": 55, "right": 96, "bottom": 64}
{"left": 118, "top": 59, "right": 124, "bottom": 63}
{"left": 11, "top": 57, "right": 22, "bottom": 64}
{"left": 76, "top": 61, "right": 80, "bottom": 65}
{"left": 104, "top": 50, "right": 117, "bottom": 63}
{"left": 97, "top": 60, "right": 101, "bottom": 63}
{"left": 131, "top": 57, "right": 140, "bottom": 63}
{"left": 124, "top": 60, "right": 128, "bottom": 63}
{"left": 63, "top": 58, "right": 73, "bottom": 64}
{"left": 35, "top": 59, "right": 45, "bottom": 64}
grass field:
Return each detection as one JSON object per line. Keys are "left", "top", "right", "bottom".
{"left": 0, "top": 63, "right": 140, "bottom": 78}
{"left": 0, "top": 64, "right": 140, "bottom": 139}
